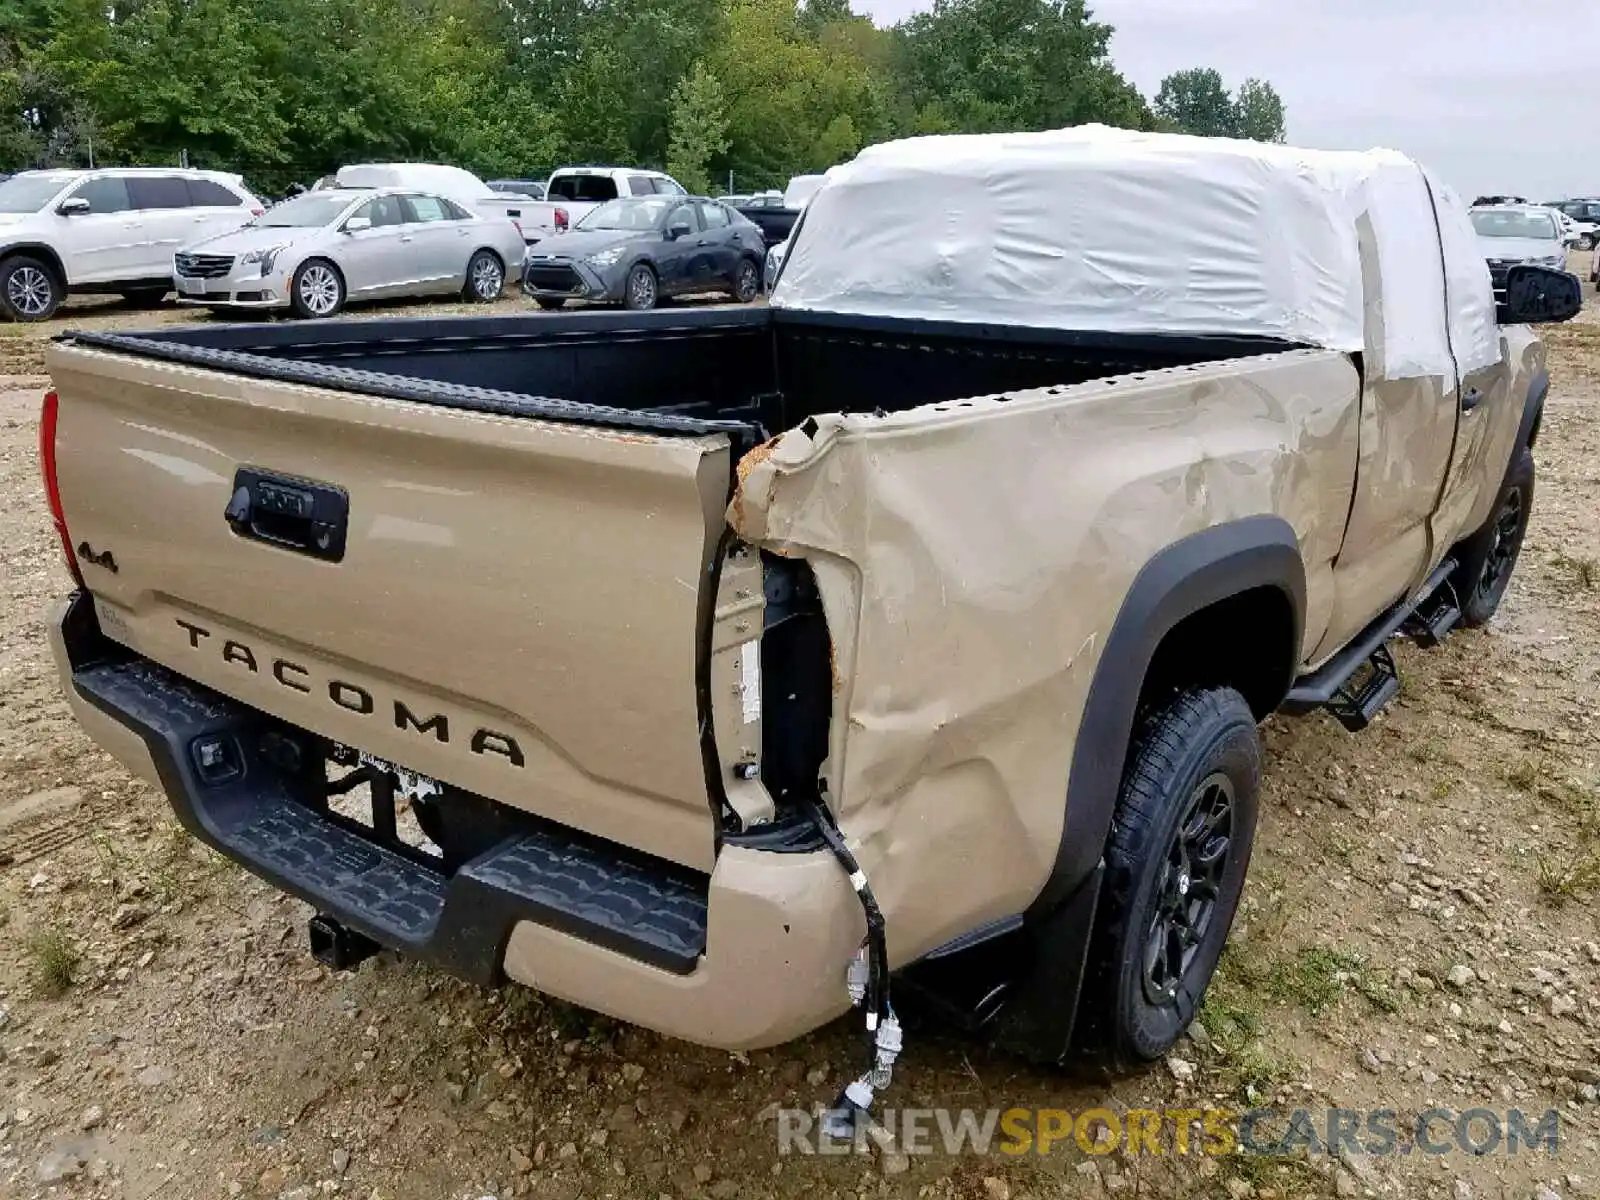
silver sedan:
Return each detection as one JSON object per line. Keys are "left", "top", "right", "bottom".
{"left": 173, "top": 187, "right": 526, "bottom": 318}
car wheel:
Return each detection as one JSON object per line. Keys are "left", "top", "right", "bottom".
{"left": 1580, "top": 234, "right": 1596, "bottom": 251}
{"left": 0, "top": 255, "right": 63, "bottom": 322}
{"left": 534, "top": 297, "right": 566, "bottom": 311}
{"left": 1077, "top": 687, "right": 1260, "bottom": 1066}
{"left": 290, "top": 259, "right": 345, "bottom": 319}
{"left": 1451, "top": 447, "right": 1534, "bottom": 628}
{"left": 464, "top": 250, "right": 504, "bottom": 303}
{"left": 623, "top": 264, "right": 657, "bottom": 311}
{"left": 732, "top": 258, "right": 761, "bottom": 303}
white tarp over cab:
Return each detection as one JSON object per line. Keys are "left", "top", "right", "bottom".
{"left": 771, "top": 126, "right": 1500, "bottom": 382}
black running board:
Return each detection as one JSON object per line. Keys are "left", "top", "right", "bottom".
{"left": 63, "top": 620, "right": 710, "bottom": 981}
{"left": 1282, "top": 558, "right": 1457, "bottom": 732}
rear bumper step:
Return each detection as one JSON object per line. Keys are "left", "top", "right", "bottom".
{"left": 70, "top": 651, "right": 710, "bottom": 980}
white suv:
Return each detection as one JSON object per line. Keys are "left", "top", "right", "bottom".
{"left": 0, "top": 168, "right": 263, "bottom": 321}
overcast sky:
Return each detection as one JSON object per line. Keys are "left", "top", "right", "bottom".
{"left": 857, "top": 0, "right": 1600, "bottom": 201}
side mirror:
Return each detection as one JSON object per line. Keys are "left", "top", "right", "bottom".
{"left": 57, "top": 197, "right": 90, "bottom": 217}
{"left": 1497, "top": 265, "right": 1582, "bottom": 325}
{"left": 343, "top": 216, "right": 372, "bottom": 234}
{"left": 667, "top": 222, "right": 692, "bottom": 241}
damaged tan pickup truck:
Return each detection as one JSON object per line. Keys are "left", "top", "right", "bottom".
{"left": 43, "top": 128, "right": 1580, "bottom": 1125}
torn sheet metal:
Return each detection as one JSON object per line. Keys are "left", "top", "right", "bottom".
{"left": 730, "top": 350, "right": 1361, "bottom": 964}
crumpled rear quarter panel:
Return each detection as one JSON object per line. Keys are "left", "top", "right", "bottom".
{"left": 731, "top": 350, "right": 1360, "bottom": 963}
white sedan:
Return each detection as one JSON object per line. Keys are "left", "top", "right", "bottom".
{"left": 173, "top": 187, "right": 526, "bottom": 318}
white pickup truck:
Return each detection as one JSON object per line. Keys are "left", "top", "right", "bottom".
{"left": 514, "top": 167, "right": 687, "bottom": 243}
{"left": 332, "top": 165, "right": 541, "bottom": 239}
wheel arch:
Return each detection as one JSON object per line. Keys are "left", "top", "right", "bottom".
{"left": 985, "top": 517, "right": 1303, "bottom": 1063}
{"left": 1, "top": 242, "right": 68, "bottom": 286}
{"left": 1034, "top": 514, "right": 1304, "bottom": 918}
{"left": 1518, "top": 367, "right": 1550, "bottom": 451}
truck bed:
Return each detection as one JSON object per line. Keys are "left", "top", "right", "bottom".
{"left": 64, "top": 307, "right": 1293, "bottom": 450}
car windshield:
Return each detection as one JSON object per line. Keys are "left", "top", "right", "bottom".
{"left": 0, "top": 174, "right": 72, "bottom": 213}
{"left": 253, "top": 192, "right": 357, "bottom": 227}
{"left": 1471, "top": 210, "right": 1558, "bottom": 240}
{"left": 577, "top": 198, "right": 671, "bottom": 231}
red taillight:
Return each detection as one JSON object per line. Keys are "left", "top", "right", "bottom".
{"left": 554, "top": 207, "right": 569, "bottom": 231}
{"left": 39, "top": 390, "right": 85, "bottom": 588}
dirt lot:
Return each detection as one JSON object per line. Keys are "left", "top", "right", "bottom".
{"left": 2, "top": 288, "right": 1599, "bottom": 1200}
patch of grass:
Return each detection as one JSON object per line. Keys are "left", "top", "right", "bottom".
{"left": 1406, "top": 733, "right": 1449, "bottom": 765}
{"left": 1325, "top": 829, "right": 1356, "bottom": 866}
{"left": 1506, "top": 758, "right": 1543, "bottom": 793}
{"left": 27, "top": 926, "right": 80, "bottom": 996}
{"left": 1211, "top": 1152, "right": 1333, "bottom": 1200}
{"left": 1537, "top": 850, "right": 1600, "bottom": 906}
{"left": 1262, "top": 945, "right": 1395, "bottom": 1018}
{"left": 1552, "top": 551, "right": 1598, "bottom": 592}
{"left": 1430, "top": 779, "right": 1454, "bottom": 800}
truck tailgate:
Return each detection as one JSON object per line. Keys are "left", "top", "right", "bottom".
{"left": 48, "top": 342, "right": 731, "bottom": 871}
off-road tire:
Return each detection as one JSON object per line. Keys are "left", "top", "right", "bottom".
{"left": 534, "top": 297, "right": 566, "bottom": 311}
{"left": 732, "top": 257, "right": 761, "bottom": 303}
{"left": 1451, "top": 446, "right": 1534, "bottom": 628}
{"left": 0, "top": 255, "right": 63, "bottom": 322}
{"left": 1078, "top": 687, "right": 1260, "bottom": 1067}
{"left": 290, "top": 258, "right": 346, "bottom": 319}
{"left": 623, "top": 264, "right": 658, "bottom": 311}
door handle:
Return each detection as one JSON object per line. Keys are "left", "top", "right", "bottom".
{"left": 225, "top": 468, "right": 349, "bottom": 562}
{"left": 1461, "top": 386, "right": 1484, "bottom": 412}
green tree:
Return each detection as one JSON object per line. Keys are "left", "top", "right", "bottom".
{"left": 666, "top": 61, "right": 730, "bottom": 193}
{"left": 892, "top": 0, "right": 1149, "bottom": 135}
{"left": 1153, "top": 67, "right": 1234, "bottom": 137}
{"left": 1233, "top": 77, "right": 1286, "bottom": 143}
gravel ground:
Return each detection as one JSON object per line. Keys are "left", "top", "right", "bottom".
{"left": 2, "top": 287, "right": 1599, "bottom": 1200}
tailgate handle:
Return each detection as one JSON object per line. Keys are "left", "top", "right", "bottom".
{"left": 225, "top": 468, "right": 349, "bottom": 563}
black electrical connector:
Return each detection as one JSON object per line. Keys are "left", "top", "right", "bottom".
{"left": 800, "top": 794, "right": 903, "bottom": 1138}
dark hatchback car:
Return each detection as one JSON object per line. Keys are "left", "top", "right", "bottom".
{"left": 522, "top": 196, "right": 766, "bottom": 311}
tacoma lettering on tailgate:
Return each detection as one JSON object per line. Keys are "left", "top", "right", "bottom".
{"left": 173, "top": 618, "right": 526, "bottom": 767}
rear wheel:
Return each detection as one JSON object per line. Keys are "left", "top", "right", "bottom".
{"left": 732, "top": 257, "right": 761, "bottom": 303}
{"left": 623, "top": 264, "right": 658, "bottom": 311}
{"left": 1451, "top": 447, "right": 1534, "bottom": 627}
{"left": 291, "top": 259, "right": 345, "bottom": 319}
{"left": 1078, "top": 687, "right": 1260, "bottom": 1066}
{"left": 0, "top": 255, "right": 62, "bottom": 322}
{"left": 463, "top": 250, "right": 504, "bottom": 303}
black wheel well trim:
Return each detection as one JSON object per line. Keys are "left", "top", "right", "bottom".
{"left": 1026, "top": 514, "right": 1305, "bottom": 922}
{"left": 0, "top": 243, "right": 68, "bottom": 285}
{"left": 1518, "top": 367, "right": 1549, "bottom": 450}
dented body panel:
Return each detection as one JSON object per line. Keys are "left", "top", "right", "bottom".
{"left": 728, "top": 351, "right": 1364, "bottom": 963}
{"left": 45, "top": 289, "right": 1541, "bottom": 1052}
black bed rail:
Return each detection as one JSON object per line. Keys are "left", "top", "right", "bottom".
{"left": 59, "top": 327, "right": 768, "bottom": 451}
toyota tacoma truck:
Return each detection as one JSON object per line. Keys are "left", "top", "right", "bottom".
{"left": 42, "top": 128, "right": 1579, "bottom": 1125}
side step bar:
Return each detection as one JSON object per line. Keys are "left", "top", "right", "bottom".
{"left": 1282, "top": 558, "right": 1459, "bottom": 732}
